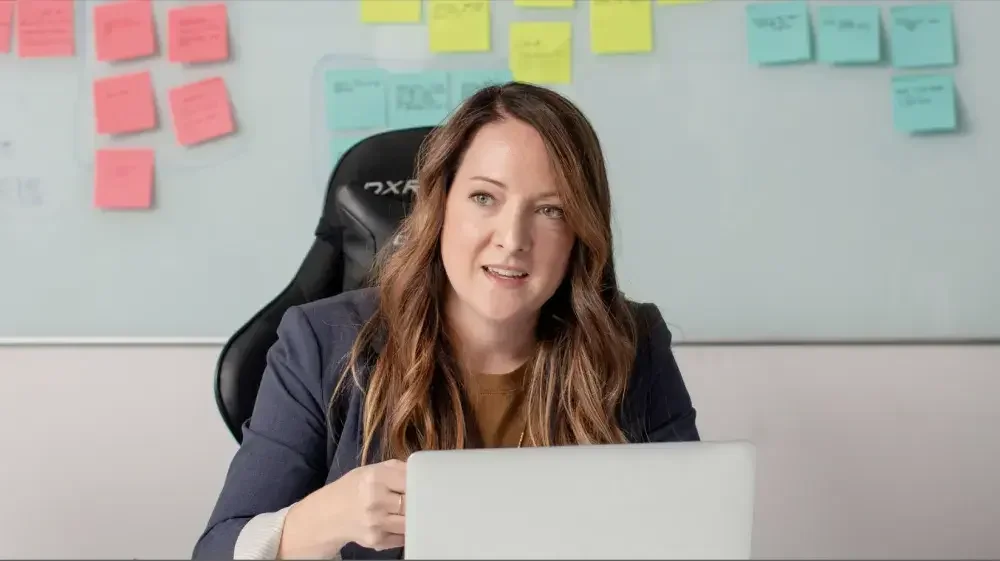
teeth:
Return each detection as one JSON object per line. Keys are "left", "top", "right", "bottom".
{"left": 486, "top": 267, "right": 527, "bottom": 278}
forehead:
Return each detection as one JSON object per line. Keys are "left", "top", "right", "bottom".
{"left": 455, "top": 119, "right": 558, "bottom": 194}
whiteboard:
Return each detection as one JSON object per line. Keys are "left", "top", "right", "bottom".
{"left": 1, "top": 0, "right": 998, "bottom": 344}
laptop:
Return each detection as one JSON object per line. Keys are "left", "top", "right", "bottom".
{"left": 404, "top": 440, "right": 757, "bottom": 560}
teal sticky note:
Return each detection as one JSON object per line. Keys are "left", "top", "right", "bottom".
{"left": 816, "top": 5, "right": 881, "bottom": 64}
{"left": 891, "top": 74, "right": 956, "bottom": 133}
{"left": 745, "top": 1, "right": 812, "bottom": 65}
{"left": 449, "top": 69, "right": 513, "bottom": 107}
{"left": 889, "top": 4, "right": 955, "bottom": 68}
{"left": 387, "top": 71, "right": 451, "bottom": 129}
{"left": 325, "top": 69, "right": 388, "bottom": 131}
{"left": 330, "top": 135, "right": 368, "bottom": 167}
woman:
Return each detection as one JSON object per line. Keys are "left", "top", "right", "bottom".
{"left": 192, "top": 82, "right": 700, "bottom": 560}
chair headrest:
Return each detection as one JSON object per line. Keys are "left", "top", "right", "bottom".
{"left": 318, "top": 127, "right": 434, "bottom": 291}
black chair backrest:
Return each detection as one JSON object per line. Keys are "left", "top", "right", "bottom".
{"left": 214, "top": 127, "right": 432, "bottom": 443}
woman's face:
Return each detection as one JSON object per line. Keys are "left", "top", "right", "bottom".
{"left": 440, "top": 119, "right": 575, "bottom": 326}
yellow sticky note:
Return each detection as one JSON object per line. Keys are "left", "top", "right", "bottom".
{"left": 428, "top": 0, "right": 491, "bottom": 52}
{"left": 361, "top": 0, "right": 421, "bottom": 23}
{"left": 509, "top": 22, "right": 572, "bottom": 84}
{"left": 515, "top": 0, "right": 575, "bottom": 7}
{"left": 591, "top": 0, "right": 653, "bottom": 54}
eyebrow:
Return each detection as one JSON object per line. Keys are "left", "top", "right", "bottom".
{"left": 469, "top": 175, "right": 560, "bottom": 199}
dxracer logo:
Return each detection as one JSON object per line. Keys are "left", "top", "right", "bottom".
{"left": 362, "top": 179, "right": 418, "bottom": 196}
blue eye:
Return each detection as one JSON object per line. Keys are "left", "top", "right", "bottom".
{"left": 471, "top": 193, "right": 494, "bottom": 206}
{"left": 539, "top": 206, "right": 565, "bottom": 219}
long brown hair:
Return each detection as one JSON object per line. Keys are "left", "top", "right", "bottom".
{"left": 335, "top": 82, "right": 638, "bottom": 464}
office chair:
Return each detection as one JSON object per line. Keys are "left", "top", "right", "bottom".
{"left": 214, "top": 127, "right": 432, "bottom": 443}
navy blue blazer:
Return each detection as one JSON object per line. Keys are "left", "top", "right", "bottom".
{"left": 192, "top": 288, "right": 699, "bottom": 560}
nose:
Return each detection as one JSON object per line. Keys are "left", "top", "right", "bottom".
{"left": 494, "top": 205, "right": 532, "bottom": 253}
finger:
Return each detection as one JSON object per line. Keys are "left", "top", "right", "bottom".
{"left": 377, "top": 489, "right": 406, "bottom": 516}
{"left": 383, "top": 513, "right": 405, "bottom": 536}
{"left": 379, "top": 460, "right": 407, "bottom": 494}
{"left": 374, "top": 530, "right": 405, "bottom": 551}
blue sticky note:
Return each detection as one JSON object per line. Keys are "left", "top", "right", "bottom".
{"left": 817, "top": 5, "right": 881, "bottom": 64}
{"left": 330, "top": 135, "right": 368, "bottom": 167}
{"left": 891, "top": 74, "right": 956, "bottom": 133}
{"left": 449, "top": 69, "right": 513, "bottom": 108}
{"left": 325, "top": 69, "right": 388, "bottom": 131}
{"left": 387, "top": 71, "right": 451, "bottom": 129}
{"left": 745, "top": 1, "right": 812, "bottom": 65}
{"left": 889, "top": 4, "right": 955, "bottom": 68}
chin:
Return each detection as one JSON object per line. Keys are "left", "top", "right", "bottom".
{"left": 474, "top": 294, "right": 536, "bottom": 324}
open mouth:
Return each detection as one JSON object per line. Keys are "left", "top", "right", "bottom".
{"left": 482, "top": 266, "right": 529, "bottom": 280}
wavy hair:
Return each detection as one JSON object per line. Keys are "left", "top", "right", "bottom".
{"left": 334, "top": 82, "right": 638, "bottom": 464}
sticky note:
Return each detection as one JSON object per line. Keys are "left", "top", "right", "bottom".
{"left": 324, "top": 69, "right": 388, "bottom": 131}
{"left": 93, "top": 0, "right": 155, "bottom": 62}
{"left": 515, "top": 0, "right": 574, "bottom": 7}
{"left": 168, "top": 77, "right": 235, "bottom": 146}
{"left": 330, "top": 135, "right": 367, "bottom": 167}
{"left": 92, "top": 71, "right": 157, "bottom": 135}
{"left": 816, "top": 5, "right": 880, "bottom": 64}
{"left": 891, "top": 74, "right": 956, "bottom": 133}
{"left": 168, "top": 3, "right": 228, "bottom": 63}
{"left": 889, "top": 4, "right": 954, "bottom": 68}
{"left": 94, "top": 148, "right": 154, "bottom": 210}
{"left": 361, "top": 0, "right": 421, "bottom": 23}
{"left": 17, "top": 0, "right": 74, "bottom": 58}
{"left": 0, "top": 1, "right": 13, "bottom": 54}
{"left": 449, "top": 69, "right": 512, "bottom": 106}
{"left": 745, "top": 1, "right": 812, "bottom": 65}
{"left": 509, "top": 21, "right": 572, "bottom": 85}
{"left": 428, "top": 0, "right": 490, "bottom": 53}
{"left": 591, "top": 0, "right": 653, "bottom": 54}
{"left": 387, "top": 71, "right": 451, "bottom": 129}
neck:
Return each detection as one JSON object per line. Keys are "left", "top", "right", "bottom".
{"left": 444, "top": 291, "right": 537, "bottom": 375}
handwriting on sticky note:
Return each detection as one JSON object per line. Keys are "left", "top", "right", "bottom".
{"left": 449, "top": 69, "right": 512, "bottom": 107}
{"left": 891, "top": 74, "right": 956, "bottom": 134}
{"left": 889, "top": 4, "right": 954, "bottom": 68}
{"left": 93, "top": 0, "right": 155, "bottom": 62}
{"left": 387, "top": 71, "right": 451, "bottom": 129}
{"left": 0, "top": 1, "right": 13, "bottom": 54}
{"left": 361, "top": 0, "right": 421, "bottom": 23}
{"left": 92, "top": 71, "right": 157, "bottom": 135}
{"left": 94, "top": 148, "right": 154, "bottom": 210}
{"left": 325, "top": 69, "right": 388, "bottom": 131}
{"left": 817, "top": 5, "right": 880, "bottom": 64}
{"left": 168, "top": 77, "right": 234, "bottom": 146}
{"left": 17, "top": 0, "right": 75, "bottom": 58}
{"left": 745, "top": 1, "right": 812, "bottom": 65}
{"left": 591, "top": 0, "right": 653, "bottom": 54}
{"left": 509, "top": 22, "right": 572, "bottom": 84}
{"left": 515, "top": 0, "right": 574, "bottom": 7}
{"left": 168, "top": 3, "right": 228, "bottom": 63}
{"left": 428, "top": 0, "right": 490, "bottom": 52}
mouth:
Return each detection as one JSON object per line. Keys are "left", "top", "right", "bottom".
{"left": 482, "top": 265, "right": 530, "bottom": 280}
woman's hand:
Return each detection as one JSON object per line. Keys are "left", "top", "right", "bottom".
{"left": 277, "top": 459, "right": 407, "bottom": 559}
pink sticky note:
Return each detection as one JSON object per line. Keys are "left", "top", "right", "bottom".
{"left": 167, "top": 3, "right": 227, "bottom": 63}
{"left": 0, "top": 1, "right": 14, "bottom": 54}
{"left": 94, "top": 148, "right": 154, "bottom": 210}
{"left": 16, "top": 0, "right": 74, "bottom": 58}
{"left": 168, "top": 77, "right": 234, "bottom": 146}
{"left": 93, "top": 71, "right": 157, "bottom": 135}
{"left": 92, "top": 0, "right": 154, "bottom": 62}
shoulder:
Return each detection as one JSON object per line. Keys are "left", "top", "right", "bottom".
{"left": 619, "top": 298, "right": 700, "bottom": 442}
{"left": 275, "top": 287, "right": 380, "bottom": 397}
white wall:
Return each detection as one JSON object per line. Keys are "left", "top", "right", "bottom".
{"left": 1, "top": 344, "right": 998, "bottom": 559}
